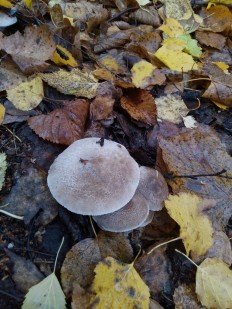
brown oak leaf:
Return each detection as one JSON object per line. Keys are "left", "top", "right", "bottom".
{"left": 28, "top": 99, "right": 89, "bottom": 145}
{"left": 120, "top": 89, "right": 157, "bottom": 126}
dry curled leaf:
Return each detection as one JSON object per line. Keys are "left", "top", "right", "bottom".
{"left": 0, "top": 25, "right": 56, "bottom": 74}
{"left": 158, "top": 124, "right": 232, "bottom": 231}
{"left": 28, "top": 99, "right": 89, "bottom": 145}
{"left": 121, "top": 89, "right": 157, "bottom": 126}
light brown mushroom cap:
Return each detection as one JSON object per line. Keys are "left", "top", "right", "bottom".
{"left": 47, "top": 138, "right": 140, "bottom": 215}
{"left": 92, "top": 191, "right": 150, "bottom": 232}
{"left": 137, "top": 166, "right": 168, "bottom": 211}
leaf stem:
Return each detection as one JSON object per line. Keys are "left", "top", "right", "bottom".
{"left": 175, "top": 249, "right": 199, "bottom": 268}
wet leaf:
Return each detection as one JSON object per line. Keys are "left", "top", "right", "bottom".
{"left": 39, "top": 68, "right": 99, "bottom": 99}
{"left": 0, "top": 25, "right": 56, "bottom": 74}
{"left": 22, "top": 273, "right": 66, "bottom": 309}
{"left": 7, "top": 76, "right": 44, "bottom": 111}
{"left": 0, "top": 153, "right": 7, "bottom": 190}
{"left": 121, "top": 89, "right": 157, "bottom": 125}
{"left": 165, "top": 192, "right": 213, "bottom": 257}
{"left": 28, "top": 99, "right": 89, "bottom": 145}
{"left": 196, "top": 258, "right": 232, "bottom": 309}
{"left": 90, "top": 257, "right": 150, "bottom": 309}
{"left": 158, "top": 124, "right": 232, "bottom": 231}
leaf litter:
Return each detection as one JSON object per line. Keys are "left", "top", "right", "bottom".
{"left": 1, "top": 0, "right": 232, "bottom": 308}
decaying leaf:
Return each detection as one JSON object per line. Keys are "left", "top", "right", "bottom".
{"left": 22, "top": 273, "right": 66, "bottom": 309}
{"left": 39, "top": 68, "right": 99, "bottom": 99}
{"left": 7, "top": 76, "right": 44, "bottom": 111}
{"left": 155, "top": 94, "right": 189, "bottom": 124}
{"left": 61, "top": 232, "right": 133, "bottom": 295}
{"left": 196, "top": 258, "right": 232, "bottom": 309}
{"left": 0, "top": 25, "right": 56, "bottom": 74}
{"left": 131, "top": 60, "right": 166, "bottom": 88}
{"left": 165, "top": 193, "right": 213, "bottom": 257}
{"left": 28, "top": 99, "right": 89, "bottom": 145}
{"left": 195, "top": 31, "right": 226, "bottom": 50}
{"left": 90, "top": 96, "right": 114, "bottom": 121}
{"left": 121, "top": 89, "right": 157, "bottom": 126}
{"left": 0, "top": 153, "right": 7, "bottom": 190}
{"left": 0, "top": 59, "right": 27, "bottom": 91}
{"left": 98, "top": 54, "right": 127, "bottom": 75}
{"left": 173, "top": 284, "right": 204, "bottom": 309}
{"left": 158, "top": 124, "right": 232, "bottom": 231}
{"left": 90, "top": 257, "right": 150, "bottom": 309}
{"left": 51, "top": 45, "right": 78, "bottom": 67}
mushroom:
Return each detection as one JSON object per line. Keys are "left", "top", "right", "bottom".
{"left": 47, "top": 138, "right": 140, "bottom": 216}
{"left": 92, "top": 191, "right": 150, "bottom": 232}
{"left": 137, "top": 166, "right": 168, "bottom": 211}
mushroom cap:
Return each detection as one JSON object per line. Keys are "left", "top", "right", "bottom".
{"left": 47, "top": 138, "right": 140, "bottom": 215}
{"left": 139, "top": 211, "right": 154, "bottom": 228}
{"left": 137, "top": 166, "right": 168, "bottom": 211}
{"left": 92, "top": 191, "right": 150, "bottom": 232}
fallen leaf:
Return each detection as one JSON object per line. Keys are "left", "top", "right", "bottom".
{"left": 165, "top": 193, "right": 213, "bottom": 257}
{"left": 121, "top": 89, "right": 157, "bottom": 126}
{"left": 195, "top": 31, "right": 226, "bottom": 50}
{"left": 49, "top": 3, "right": 64, "bottom": 27}
{"left": 0, "top": 103, "right": 5, "bottom": 123}
{"left": 135, "top": 246, "right": 172, "bottom": 301}
{"left": 173, "top": 284, "right": 204, "bottom": 309}
{"left": 158, "top": 124, "right": 232, "bottom": 230}
{"left": 22, "top": 273, "right": 66, "bottom": 309}
{"left": 136, "top": 0, "right": 150, "bottom": 5}
{"left": 0, "top": 59, "right": 27, "bottom": 91}
{"left": 39, "top": 68, "right": 99, "bottom": 99}
{"left": 155, "top": 94, "right": 189, "bottom": 124}
{"left": 159, "top": 18, "right": 184, "bottom": 37}
{"left": 23, "top": 0, "right": 32, "bottom": 9}
{"left": 28, "top": 99, "right": 89, "bottom": 145}
{"left": 98, "top": 54, "right": 127, "bottom": 75}
{"left": 90, "top": 96, "right": 114, "bottom": 121}
{"left": 90, "top": 257, "right": 150, "bottom": 309}
{"left": 177, "top": 34, "right": 202, "bottom": 57}
{"left": 0, "top": 0, "right": 13, "bottom": 8}
{"left": 51, "top": 45, "right": 78, "bottom": 67}
{"left": 0, "top": 25, "right": 56, "bottom": 74}
{"left": 196, "top": 258, "right": 232, "bottom": 309}
{"left": 61, "top": 232, "right": 133, "bottom": 295}
{"left": 155, "top": 38, "right": 198, "bottom": 72}
{"left": 129, "top": 7, "right": 161, "bottom": 27}
{"left": 94, "top": 30, "right": 132, "bottom": 53}
{"left": 0, "top": 153, "right": 7, "bottom": 190}
{"left": 131, "top": 60, "right": 166, "bottom": 88}
{"left": 7, "top": 76, "right": 44, "bottom": 111}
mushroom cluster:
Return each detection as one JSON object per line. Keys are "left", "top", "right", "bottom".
{"left": 47, "top": 138, "right": 168, "bottom": 232}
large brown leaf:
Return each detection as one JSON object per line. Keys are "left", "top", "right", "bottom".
{"left": 0, "top": 25, "right": 56, "bottom": 74}
{"left": 158, "top": 124, "right": 232, "bottom": 231}
{"left": 28, "top": 99, "right": 89, "bottom": 145}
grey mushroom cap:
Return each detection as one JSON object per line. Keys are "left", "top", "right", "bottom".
{"left": 92, "top": 191, "right": 150, "bottom": 232}
{"left": 139, "top": 211, "right": 154, "bottom": 228}
{"left": 47, "top": 138, "right": 140, "bottom": 216}
{"left": 137, "top": 166, "right": 168, "bottom": 211}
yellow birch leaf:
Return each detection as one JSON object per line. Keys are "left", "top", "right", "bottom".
{"left": 51, "top": 45, "right": 78, "bottom": 67}
{"left": 196, "top": 258, "right": 232, "bottom": 309}
{"left": 99, "top": 55, "right": 126, "bottom": 75}
{"left": 159, "top": 18, "right": 184, "bottom": 38}
{"left": 0, "top": 103, "right": 5, "bottom": 124}
{"left": 23, "top": 0, "right": 32, "bottom": 9}
{"left": 7, "top": 76, "right": 44, "bottom": 111}
{"left": 90, "top": 256, "right": 150, "bottom": 309}
{"left": 0, "top": 0, "right": 13, "bottom": 8}
{"left": 131, "top": 60, "right": 157, "bottom": 88}
{"left": 165, "top": 193, "right": 213, "bottom": 256}
{"left": 213, "top": 101, "right": 229, "bottom": 110}
{"left": 213, "top": 61, "right": 229, "bottom": 71}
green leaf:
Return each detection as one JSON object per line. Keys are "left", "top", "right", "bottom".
{"left": 22, "top": 273, "right": 66, "bottom": 309}
{"left": 177, "top": 34, "right": 202, "bottom": 57}
{"left": 0, "top": 153, "right": 7, "bottom": 190}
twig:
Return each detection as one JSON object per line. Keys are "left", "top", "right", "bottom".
{"left": 165, "top": 169, "right": 232, "bottom": 180}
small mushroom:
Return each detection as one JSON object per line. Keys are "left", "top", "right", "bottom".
{"left": 47, "top": 138, "right": 140, "bottom": 215}
{"left": 92, "top": 191, "right": 150, "bottom": 232}
{"left": 137, "top": 166, "right": 168, "bottom": 211}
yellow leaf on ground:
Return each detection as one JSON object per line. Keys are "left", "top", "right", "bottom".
{"left": 159, "top": 18, "right": 184, "bottom": 37}
{"left": 23, "top": 0, "right": 32, "bottom": 9}
{"left": 90, "top": 257, "right": 150, "bottom": 309}
{"left": 196, "top": 258, "right": 232, "bottom": 309}
{"left": 165, "top": 193, "right": 213, "bottom": 256}
{"left": 51, "top": 45, "right": 78, "bottom": 67}
{"left": 0, "top": 103, "right": 5, "bottom": 124}
{"left": 131, "top": 60, "right": 157, "bottom": 88}
{"left": 155, "top": 40, "right": 198, "bottom": 72}
{"left": 40, "top": 68, "right": 98, "bottom": 99}
{"left": 213, "top": 61, "right": 229, "bottom": 71}
{"left": 99, "top": 55, "right": 126, "bottom": 75}
{"left": 0, "top": 0, "right": 13, "bottom": 8}
{"left": 7, "top": 76, "right": 44, "bottom": 111}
